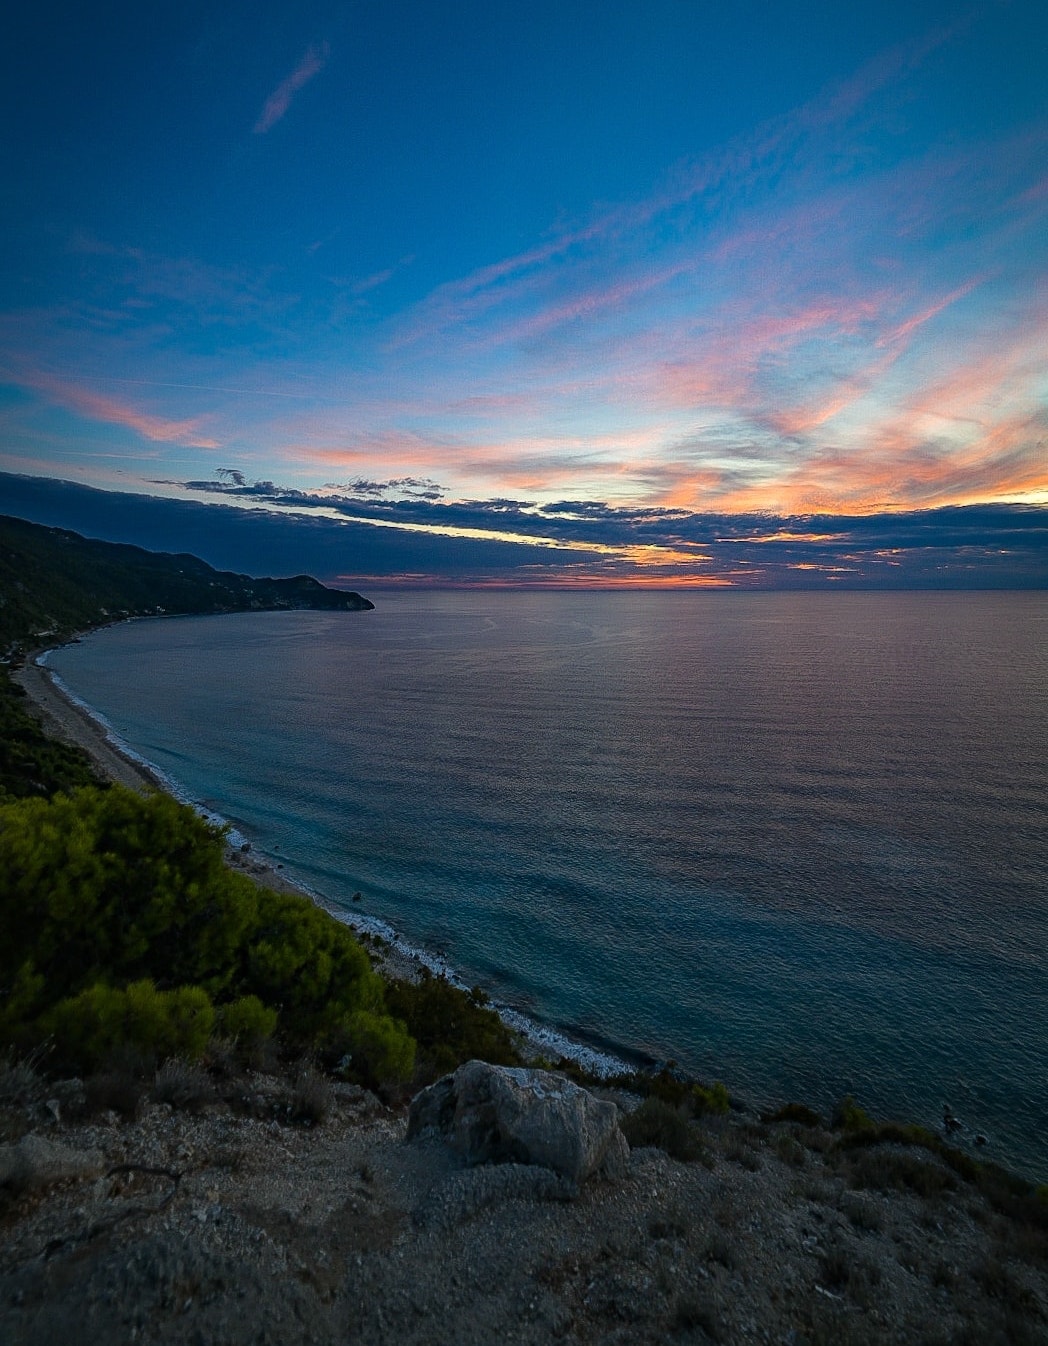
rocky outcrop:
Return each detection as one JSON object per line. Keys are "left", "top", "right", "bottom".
{"left": 406, "top": 1060, "right": 629, "bottom": 1184}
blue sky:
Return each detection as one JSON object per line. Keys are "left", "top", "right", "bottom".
{"left": 1, "top": 1, "right": 1046, "bottom": 585}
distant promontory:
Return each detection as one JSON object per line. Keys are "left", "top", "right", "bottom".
{"left": 0, "top": 513, "right": 372, "bottom": 660}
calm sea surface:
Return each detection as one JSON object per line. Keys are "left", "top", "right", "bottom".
{"left": 48, "top": 591, "right": 1048, "bottom": 1178}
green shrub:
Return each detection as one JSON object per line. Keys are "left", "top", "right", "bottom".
{"left": 834, "top": 1095, "right": 874, "bottom": 1133}
{"left": 0, "top": 786, "right": 259, "bottom": 1015}
{"left": 384, "top": 969, "right": 523, "bottom": 1081}
{"left": 216, "top": 994, "right": 277, "bottom": 1046}
{"left": 0, "top": 786, "right": 416, "bottom": 1086}
{"left": 692, "top": 1080, "right": 731, "bottom": 1116}
{"left": 239, "top": 886, "right": 389, "bottom": 1044}
{"left": 0, "top": 669, "right": 102, "bottom": 800}
{"left": 47, "top": 980, "right": 215, "bottom": 1071}
{"left": 334, "top": 1009, "right": 416, "bottom": 1089}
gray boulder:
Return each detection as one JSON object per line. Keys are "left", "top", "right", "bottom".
{"left": 407, "top": 1060, "right": 629, "bottom": 1184}
{"left": 0, "top": 1134, "right": 104, "bottom": 1192}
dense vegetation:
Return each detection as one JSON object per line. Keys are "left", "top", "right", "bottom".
{"left": 0, "top": 673, "right": 101, "bottom": 799}
{"left": 0, "top": 785, "right": 415, "bottom": 1085}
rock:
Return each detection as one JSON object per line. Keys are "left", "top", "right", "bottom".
{"left": 0, "top": 1134, "right": 105, "bottom": 1192}
{"left": 407, "top": 1060, "right": 629, "bottom": 1184}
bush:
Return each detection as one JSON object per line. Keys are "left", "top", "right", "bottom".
{"left": 291, "top": 1064, "right": 332, "bottom": 1124}
{"left": 833, "top": 1095, "right": 874, "bottom": 1133}
{"left": 0, "top": 786, "right": 416, "bottom": 1086}
{"left": 216, "top": 994, "right": 277, "bottom": 1047}
{"left": 621, "top": 1096, "right": 708, "bottom": 1162}
{"left": 0, "top": 786, "right": 259, "bottom": 1017}
{"left": 692, "top": 1081, "right": 731, "bottom": 1116}
{"left": 46, "top": 980, "right": 215, "bottom": 1071}
{"left": 765, "top": 1102, "right": 823, "bottom": 1127}
{"left": 333, "top": 1009, "right": 416, "bottom": 1089}
{"left": 153, "top": 1056, "right": 215, "bottom": 1111}
{"left": 384, "top": 970, "right": 523, "bottom": 1081}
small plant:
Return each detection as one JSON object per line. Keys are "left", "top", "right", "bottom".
{"left": 153, "top": 1056, "right": 215, "bottom": 1111}
{"left": 840, "top": 1192, "right": 884, "bottom": 1233}
{"left": 834, "top": 1095, "right": 874, "bottom": 1133}
{"left": 692, "top": 1080, "right": 731, "bottom": 1116}
{"left": 720, "top": 1133, "right": 762, "bottom": 1170}
{"left": 620, "top": 1096, "right": 708, "bottom": 1162}
{"left": 85, "top": 1068, "right": 145, "bottom": 1119}
{"left": 291, "top": 1064, "right": 332, "bottom": 1125}
{"left": 765, "top": 1101, "right": 823, "bottom": 1127}
{"left": 217, "top": 995, "right": 277, "bottom": 1048}
{"left": 847, "top": 1149, "right": 955, "bottom": 1198}
{"left": 0, "top": 1046, "right": 48, "bottom": 1106}
{"left": 775, "top": 1134, "right": 807, "bottom": 1168}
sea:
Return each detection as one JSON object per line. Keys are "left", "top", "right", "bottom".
{"left": 45, "top": 590, "right": 1048, "bottom": 1180}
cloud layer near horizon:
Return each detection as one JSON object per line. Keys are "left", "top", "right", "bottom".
{"left": 4, "top": 472, "right": 1046, "bottom": 591}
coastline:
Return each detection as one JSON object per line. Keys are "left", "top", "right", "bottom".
{"left": 14, "top": 654, "right": 168, "bottom": 795}
{"left": 16, "top": 648, "right": 631, "bottom": 1080}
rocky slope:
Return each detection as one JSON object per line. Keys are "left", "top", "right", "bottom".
{"left": 1, "top": 1057, "right": 1045, "bottom": 1346}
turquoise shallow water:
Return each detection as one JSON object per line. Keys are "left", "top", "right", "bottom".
{"left": 48, "top": 590, "right": 1048, "bottom": 1179}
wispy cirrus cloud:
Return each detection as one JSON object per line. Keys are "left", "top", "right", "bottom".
{"left": 6, "top": 367, "right": 220, "bottom": 448}
{"left": 254, "top": 41, "right": 330, "bottom": 134}
{"left": 391, "top": 22, "right": 962, "bottom": 353}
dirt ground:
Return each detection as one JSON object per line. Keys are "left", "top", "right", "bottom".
{"left": 1, "top": 1064, "right": 1046, "bottom": 1346}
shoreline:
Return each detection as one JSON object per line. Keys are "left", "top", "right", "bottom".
{"left": 16, "top": 646, "right": 634, "bottom": 1081}
{"left": 14, "top": 653, "right": 168, "bottom": 795}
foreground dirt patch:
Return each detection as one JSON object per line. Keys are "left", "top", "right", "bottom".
{"left": 2, "top": 1076, "right": 1045, "bottom": 1345}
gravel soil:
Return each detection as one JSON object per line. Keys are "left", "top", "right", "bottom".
{"left": 2, "top": 1075, "right": 1046, "bottom": 1346}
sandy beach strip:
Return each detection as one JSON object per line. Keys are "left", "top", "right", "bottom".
{"left": 14, "top": 655, "right": 166, "bottom": 794}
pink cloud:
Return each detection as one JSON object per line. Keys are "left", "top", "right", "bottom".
{"left": 875, "top": 278, "right": 983, "bottom": 349}
{"left": 254, "top": 42, "right": 330, "bottom": 134}
{"left": 14, "top": 369, "right": 220, "bottom": 448}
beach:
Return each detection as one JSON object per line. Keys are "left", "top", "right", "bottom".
{"left": 14, "top": 655, "right": 166, "bottom": 795}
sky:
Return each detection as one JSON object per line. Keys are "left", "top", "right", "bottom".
{"left": 1, "top": 0, "right": 1046, "bottom": 587}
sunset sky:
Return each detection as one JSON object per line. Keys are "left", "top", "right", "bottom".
{"left": 1, "top": 1, "right": 1046, "bottom": 586}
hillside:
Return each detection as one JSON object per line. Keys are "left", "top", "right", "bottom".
{"left": 0, "top": 514, "right": 372, "bottom": 659}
